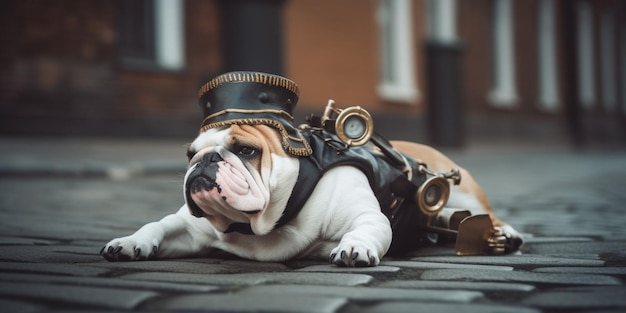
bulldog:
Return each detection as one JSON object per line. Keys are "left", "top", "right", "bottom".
{"left": 101, "top": 72, "right": 522, "bottom": 266}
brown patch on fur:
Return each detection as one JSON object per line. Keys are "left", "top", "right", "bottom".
{"left": 228, "top": 125, "right": 287, "bottom": 173}
{"left": 390, "top": 141, "right": 504, "bottom": 226}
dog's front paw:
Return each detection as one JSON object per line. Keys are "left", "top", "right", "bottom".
{"left": 100, "top": 236, "right": 159, "bottom": 262}
{"left": 329, "top": 240, "right": 380, "bottom": 267}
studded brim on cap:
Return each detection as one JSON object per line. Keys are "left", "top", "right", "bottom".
{"left": 198, "top": 72, "right": 300, "bottom": 100}
{"left": 197, "top": 71, "right": 312, "bottom": 157}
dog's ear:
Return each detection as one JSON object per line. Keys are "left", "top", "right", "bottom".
{"left": 185, "top": 143, "right": 196, "bottom": 162}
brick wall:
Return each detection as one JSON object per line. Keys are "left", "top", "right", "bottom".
{"left": 0, "top": 0, "right": 221, "bottom": 137}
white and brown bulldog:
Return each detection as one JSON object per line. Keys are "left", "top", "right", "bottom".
{"left": 101, "top": 72, "right": 522, "bottom": 266}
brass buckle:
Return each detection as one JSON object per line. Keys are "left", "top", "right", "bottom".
{"left": 455, "top": 215, "right": 507, "bottom": 255}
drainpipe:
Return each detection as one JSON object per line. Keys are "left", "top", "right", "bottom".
{"left": 217, "top": 0, "right": 286, "bottom": 75}
{"left": 561, "top": 0, "right": 583, "bottom": 147}
{"left": 424, "top": 0, "right": 465, "bottom": 147}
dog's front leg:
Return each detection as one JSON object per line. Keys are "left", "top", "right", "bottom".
{"left": 316, "top": 167, "right": 392, "bottom": 267}
{"left": 329, "top": 210, "right": 392, "bottom": 267}
{"left": 101, "top": 206, "right": 216, "bottom": 261}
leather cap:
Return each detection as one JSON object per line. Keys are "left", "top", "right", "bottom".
{"left": 197, "top": 71, "right": 312, "bottom": 156}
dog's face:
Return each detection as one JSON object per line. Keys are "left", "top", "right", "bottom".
{"left": 184, "top": 124, "right": 299, "bottom": 235}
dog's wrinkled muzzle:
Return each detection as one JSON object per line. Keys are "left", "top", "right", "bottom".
{"left": 185, "top": 152, "right": 223, "bottom": 218}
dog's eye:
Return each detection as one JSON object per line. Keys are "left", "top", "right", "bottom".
{"left": 236, "top": 146, "right": 258, "bottom": 157}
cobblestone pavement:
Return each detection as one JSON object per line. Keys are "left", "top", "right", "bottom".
{"left": 0, "top": 137, "right": 625, "bottom": 312}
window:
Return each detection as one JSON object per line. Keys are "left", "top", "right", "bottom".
{"left": 488, "top": 0, "right": 518, "bottom": 108}
{"left": 377, "top": 0, "right": 419, "bottom": 104}
{"left": 537, "top": 0, "right": 559, "bottom": 112}
{"left": 427, "top": 0, "right": 457, "bottom": 43}
{"left": 117, "top": 0, "right": 185, "bottom": 71}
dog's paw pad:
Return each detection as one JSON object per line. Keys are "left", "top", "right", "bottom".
{"left": 100, "top": 237, "right": 159, "bottom": 262}
{"left": 329, "top": 244, "right": 380, "bottom": 267}
{"left": 136, "top": 244, "right": 159, "bottom": 260}
{"left": 330, "top": 250, "right": 350, "bottom": 267}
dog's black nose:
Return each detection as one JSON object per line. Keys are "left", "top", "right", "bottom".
{"left": 200, "top": 152, "right": 224, "bottom": 165}
{"left": 197, "top": 152, "right": 223, "bottom": 183}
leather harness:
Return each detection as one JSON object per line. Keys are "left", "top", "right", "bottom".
{"left": 225, "top": 128, "right": 436, "bottom": 255}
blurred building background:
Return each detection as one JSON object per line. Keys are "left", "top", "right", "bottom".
{"left": 1, "top": 0, "right": 625, "bottom": 147}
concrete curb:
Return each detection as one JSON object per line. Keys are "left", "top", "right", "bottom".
{"left": 0, "top": 161, "right": 186, "bottom": 180}
{"left": 0, "top": 137, "right": 187, "bottom": 179}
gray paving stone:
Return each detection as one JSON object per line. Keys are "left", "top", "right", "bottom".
{"left": 378, "top": 280, "right": 535, "bottom": 292}
{"left": 513, "top": 205, "right": 626, "bottom": 240}
{"left": 202, "top": 259, "right": 293, "bottom": 272}
{"left": 297, "top": 264, "right": 400, "bottom": 273}
{"left": 122, "top": 271, "right": 374, "bottom": 286}
{"left": 0, "top": 281, "right": 157, "bottom": 310}
{"left": 0, "top": 261, "right": 111, "bottom": 277}
{"left": 576, "top": 308, "right": 624, "bottom": 313}
{"left": 363, "top": 302, "right": 540, "bottom": 313}
{"left": 522, "top": 286, "right": 626, "bottom": 308}
{"left": 89, "top": 260, "right": 240, "bottom": 274}
{"left": 0, "top": 298, "right": 41, "bottom": 313}
{"left": 148, "top": 294, "right": 347, "bottom": 313}
{"left": 532, "top": 254, "right": 601, "bottom": 260}
{"left": 0, "top": 236, "right": 58, "bottom": 246}
{"left": 533, "top": 266, "right": 626, "bottom": 275}
{"left": 0, "top": 245, "right": 103, "bottom": 263}
{"left": 381, "top": 260, "right": 514, "bottom": 271}
{"left": 239, "top": 284, "right": 483, "bottom": 302}
{"left": 0, "top": 213, "right": 125, "bottom": 242}
{"left": 412, "top": 255, "right": 605, "bottom": 267}
{"left": 0, "top": 272, "right": 219, "bottom": 293}
{"left": 420, "top": 269, "right": 622, "bottom": 285}
{"left": 601, "top": 251, "right": 626, "bottom": 263}
{"left": 523, "top": 240, "right": 626, "bottom": 255}
{"left": 523, "top": 237, "right": 594, "bottom": 243}
{"left": 71, "top": 239, "right": 115, "bottom": 247}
